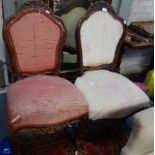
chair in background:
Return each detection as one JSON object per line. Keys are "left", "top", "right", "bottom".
{"left": 55, "top": 0, "right": 91, "bottom": 82}
{"left": 75, "top": 1, "right": 150, "bottom": 122}
{"left": 121, "top": 107, "right": 154, "bottom": 155}
{"left": 3, "top": 1, "right": 88, "bottom": 154}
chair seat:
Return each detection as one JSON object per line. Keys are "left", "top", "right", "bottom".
{"left": 75, "top": 70, "right": 150, "bottom": 120}
{"left": 120, "top": 107, "right": 154, "bottom": 155}
{"left": 7, "top": 75, "right": 88, "bottom": 131}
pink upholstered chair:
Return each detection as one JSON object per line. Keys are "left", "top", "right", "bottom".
{"left": 3, "top": 1, "right": 88, "bottom": 154}
{"left": 75, "top": 1, "right": 150, "bottom": 122}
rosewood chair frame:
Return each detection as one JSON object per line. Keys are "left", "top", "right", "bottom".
{"left": 3, "top": 1, "right": 87, "bottom": 154}
{"left": 74, "top": 5, "right": 152, "bottom": 149}
{"left": 75, "top": 1, "right": 135, "bottom": 129}
{"left": 75, "top": 2, "right": 150, "bottom": 132}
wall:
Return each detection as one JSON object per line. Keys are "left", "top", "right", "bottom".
{"left": 112, "top": 0, "right": 122, "bottom": 13}
{"left": 118, "top": 0, "right": 133, "bottom": 24}
{"left": 112, "top": 0, "right": 154, "bottom": 24}
{"left": 0, "top": 0, "right": 8, "bottom": 87}
{"left": 128, "top": 0, "right": 154, "bottom": 23}
{"left": 2, "top": 0, "right": 14, "bottom": 19}
{"left": 2, "top": 0, "right": 29, "bottom": 19}
{"left": 0, "top": 1, "right": 5, "bottom": 61}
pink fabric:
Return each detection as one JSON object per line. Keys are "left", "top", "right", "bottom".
{"left": 134, "top": 82, "right": 148, "bottom": 92}
{"left": 10, "top": 12, "right": 61, "bottom": 73}
{"left": 7, "top": 75, "right": 88, "bottom": 131}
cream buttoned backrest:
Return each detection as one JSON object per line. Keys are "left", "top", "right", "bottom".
{"left": 77, "top": 1, "right": 125, "bottom": 70}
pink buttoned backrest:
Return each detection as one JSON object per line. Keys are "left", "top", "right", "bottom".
{"left": 4, "top": 6, "right": 66, "bottom": 77}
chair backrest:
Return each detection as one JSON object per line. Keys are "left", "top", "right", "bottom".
{"left": 76, "top": 1, "right": 126, "bottom": 72}
{"left": 3, "top": 0, "right": 66, "bottom": 78}
{"left": 55, "top": 0, "right": 91, "bottom": 51}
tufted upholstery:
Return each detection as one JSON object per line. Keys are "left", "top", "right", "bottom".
{"left": 75, "top": 70, "right": 150, "bottom": 120}
{"left": 9, "top": 12, "right": 61, "bottom": 73}
{"left": 80, "top": 11, "right": 123, "bottom": 67}
{"left": 8, "top": 75, "right": 88, "bottom": 132}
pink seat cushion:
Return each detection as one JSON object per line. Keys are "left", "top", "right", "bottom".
{"left": 7, "top": 75, "right": 88, "bottom": 131}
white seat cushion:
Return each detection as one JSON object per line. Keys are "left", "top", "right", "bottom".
{"left": 120, "top": 107, "right": 154, "bottom": 155}
{"left": 75, "top": 70, "right": 150, "bottom": 120}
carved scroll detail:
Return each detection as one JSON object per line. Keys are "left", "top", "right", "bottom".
{"left": 17, "top": 0, "right": 53, "bottom": 14}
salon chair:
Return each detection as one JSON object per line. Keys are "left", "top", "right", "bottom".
{"left": 75, "top": 1, "right": 150, "bottom": 122}
{"left": 3, "top": 1, "right": 88, "bottom": 154}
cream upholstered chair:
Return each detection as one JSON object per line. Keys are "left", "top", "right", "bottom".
{"left": 3, "top": 1, "right": 88, "bottom": 154}
{"left": 74, "top": 1, "right": 150, "bottom": 121}
{"left": 121, "top": 107, "right": 154, "bottom": 155}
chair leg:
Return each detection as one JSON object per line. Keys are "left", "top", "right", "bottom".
{"left": 10, "top": 133, "right": 33, "bottom": 155}
{"left": 65, "top": 122, "right": 81, "bottom": 155}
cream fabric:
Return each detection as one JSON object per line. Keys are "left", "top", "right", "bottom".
{"left": 80, "top": 11, "right": 123, "bottom": 67}
{"left": 61, "top": 7, "right": 86, "bottom": 48}
{"left": 75, "top": 70, "right": 150, "bottom": 120}
{"left": 121, "top": 108, "right": 154, "bottom": 155}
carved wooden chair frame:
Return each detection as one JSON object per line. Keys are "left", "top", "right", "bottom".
{"left": 76, "top": 1, "right": 126, "bottom": 74}
{"left": 2, "top": 1, "right": 84, "bottom": 155}
{"left": 14, "top": 0, "right": 54, "bottom": 12}
{"left": 74, "top": 1, "right": 150, "bottom": 137}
